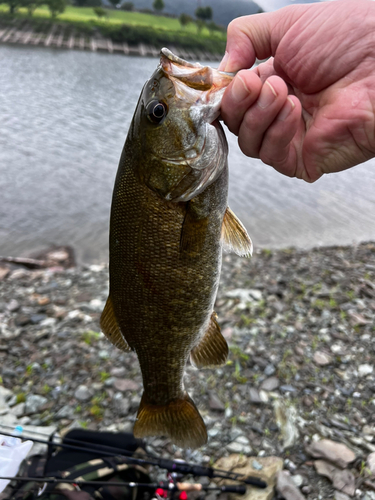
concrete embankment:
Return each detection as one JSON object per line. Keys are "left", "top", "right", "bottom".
{"left": 0, "top": 19, "right": 221, "bottom": 60}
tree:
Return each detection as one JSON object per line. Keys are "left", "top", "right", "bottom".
{"left": 196, "top": 18, "right": 204, "bottom": 34}
{"left": 153, "top": 0, "right": 164, "bottom": 14}
{"left": 20, "top": 0, "right": 42, "bottom": 16}
{"left": 93, "top": 5, "right": 106, "bottom": 18}
{"left": 179, "top": 13, "right": 192, "bottom": 29}
{"left": 73, "top": 0, "right": 100, "bottom": 7}
{"left": 3, "top": 0, "right": 20, "bottom": 15}
{"left": 120, "top": 1, "right": 133, "bottom": 10}
{"left": 195, "top": 6, "right": 212, "bottom": 22}
{"left": 45, "top": 0, "right": 66, "bottom": 18}
{"left": 107, "top": 0, "right": 117, "bottom": 8}
{"left": 207, "top": 20, "right": 220, "bottom": 35}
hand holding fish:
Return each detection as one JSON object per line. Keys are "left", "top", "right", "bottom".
{"left": 219, "top": 0, "right": 375, "bottom": 183}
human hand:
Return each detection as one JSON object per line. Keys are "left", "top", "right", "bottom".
{"left": 219, "top": 0, "right": 375, "bottom": 182}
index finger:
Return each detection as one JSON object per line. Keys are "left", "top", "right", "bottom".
{"left": 219, "top": 5, "right": 310, "bottom": 73}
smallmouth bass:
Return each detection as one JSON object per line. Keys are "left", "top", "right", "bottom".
{"left": 101, "top": 49, "right": 252, "bottom": 449}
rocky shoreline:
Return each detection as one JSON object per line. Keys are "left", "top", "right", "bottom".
{"left": 0, "top": 242, "right": 374, "bottom": 500}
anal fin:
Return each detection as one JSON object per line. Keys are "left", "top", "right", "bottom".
{"left": 221, "top": 207, "right": 253, "bottom": 257}
{"left": 190, "top": 312, "right": 228, "bottom": 369}
{"left": 100, "top": 295, "right": 131, "bottom": 352}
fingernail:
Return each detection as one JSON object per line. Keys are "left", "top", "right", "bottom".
{"left": 218, "top": 51, "right": 229, "bottom": 71}
{"left": 277, "top": 97, "right": 295, "bottom": 121}
{"left": 258, "top": 80, "right": 277, "bottom": 108}
{"left": 231, "top": 75, "right": 250, "bottom": 103}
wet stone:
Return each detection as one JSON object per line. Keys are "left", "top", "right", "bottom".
{"left": 25, "top": 394, "right": 48, "bottom": 414}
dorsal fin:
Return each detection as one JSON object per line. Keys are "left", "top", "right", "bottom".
{"left": 221, "top": 207, "right": 253, "bottom": 257}
{"left": 100, "top": 295, "right": 131, "bottom": 352}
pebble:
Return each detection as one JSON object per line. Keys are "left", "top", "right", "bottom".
{"left": 358, "top": 364, "right": 374, "bottom": 377}
{"left": 55, "top": 405, "right": 75, "bottom": 419}
{"left": 113, "top": 394, "right": 130, "bottom": 416}
{"left": 313, "top": 351, "right": 332, "bottom": 366}
{"left": 226, "top": 441, "right": 252, "bottom": 454}
{"left": 260, "top": 376, "right": 280, "bottom": 391}
{"left": 291, "top": 474, "right": 304, "bottom": 488}
{"left": 367, "top": 452, "right": 375, "bottom": 475}
{"left": 277, "top": 471, "right": 306, "bottom": 500}
{"left": 208, "top": 392, "right": 225, "bottom": 411}
{"left": 264, "top": 363, "right": 276, "bottom": 376}
{"left": 113, "top": 379, "right": 140, "bottom": 392}
{"left": 25, "top": 394, "right": 48, "bottom": 414}
{"left": 280, "top": 384, "right": 297, "bottom": 393}
{"left": 334, "top": 492, "right": 351, "bottom": 500}
{"left": 0, "top": 242, "right": 374, "bottom": 499}
{"left": 74, "top": 385, "right": 92, "bottom": 402}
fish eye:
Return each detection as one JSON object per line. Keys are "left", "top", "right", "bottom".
{"left": 147, "top": 100, "right": 167, "bottom": 124}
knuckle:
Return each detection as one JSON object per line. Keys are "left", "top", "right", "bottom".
{"left": 238, "top": 136, "right": 258, "bottom": 158}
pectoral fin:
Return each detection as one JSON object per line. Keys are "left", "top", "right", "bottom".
{"left": 190, "top": 312, "right": 228, "bottom": 368}
{"left": 221, "top": 207, "right": 253, "bottom": 257}
{"left": 100, "top": 296, "right": 131, "bottom": 352}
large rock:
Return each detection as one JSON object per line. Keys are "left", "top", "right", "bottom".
{"left": 276, "top": 470, "right": 306, "bottom": 500}
{"left": 314, "top": 460, "right": 355, "bottom": 496}
{"left": 214, "top": 454, "right": 283, "bottom": 500}
{"left": 306, "top": 439, "right": 356, "bottom": 468}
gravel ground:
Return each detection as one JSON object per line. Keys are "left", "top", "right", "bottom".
{"left": 0, "top": 242, "right": 375, "bottom": 500}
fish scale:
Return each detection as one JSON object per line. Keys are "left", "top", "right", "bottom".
{"left": 101, "top": 49, "right": 252, "bottom": 448}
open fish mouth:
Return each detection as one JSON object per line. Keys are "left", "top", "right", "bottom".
{"left": 159, "top": 48, "right": 234, "bottom": 122}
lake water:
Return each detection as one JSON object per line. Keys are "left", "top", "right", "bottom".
{"left": 1, "top": 45, "right": 375, "bottom": 263}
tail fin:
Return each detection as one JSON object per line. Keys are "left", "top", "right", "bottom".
{"left": 133, "top": 392, "right": 207, "bottom": 449}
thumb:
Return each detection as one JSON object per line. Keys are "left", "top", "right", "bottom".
{"left": 219, "top": 5, "right": 310, "bottom": 73}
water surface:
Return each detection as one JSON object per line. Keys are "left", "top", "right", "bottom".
{"left": 1, "top": 45, "right": 374, "bottom": 262}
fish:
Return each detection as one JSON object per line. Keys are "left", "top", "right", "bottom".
{"left": 100, "top": 48, "right": 252, "bottom": 449}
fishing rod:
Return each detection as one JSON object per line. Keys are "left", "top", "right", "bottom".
{"left": 0, "top": 431, "right": 267, "bottom": 489}
{"left": 0, "top": 477, "right": 248, "bottom": 494}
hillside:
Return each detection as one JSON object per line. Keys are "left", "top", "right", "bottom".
{"left": 119, "top": 0, "right": 261, "bottom": 26}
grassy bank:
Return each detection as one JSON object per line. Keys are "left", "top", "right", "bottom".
{"left": 0, "top": 6, "right": 226, "bottom": 53}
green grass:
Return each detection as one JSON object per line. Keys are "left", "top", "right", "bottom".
{"left": 0, "top": 4, "right": 222, "bottom": 38}
{"left": 0, "top": 6, "right": 226, "bottom": 52}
